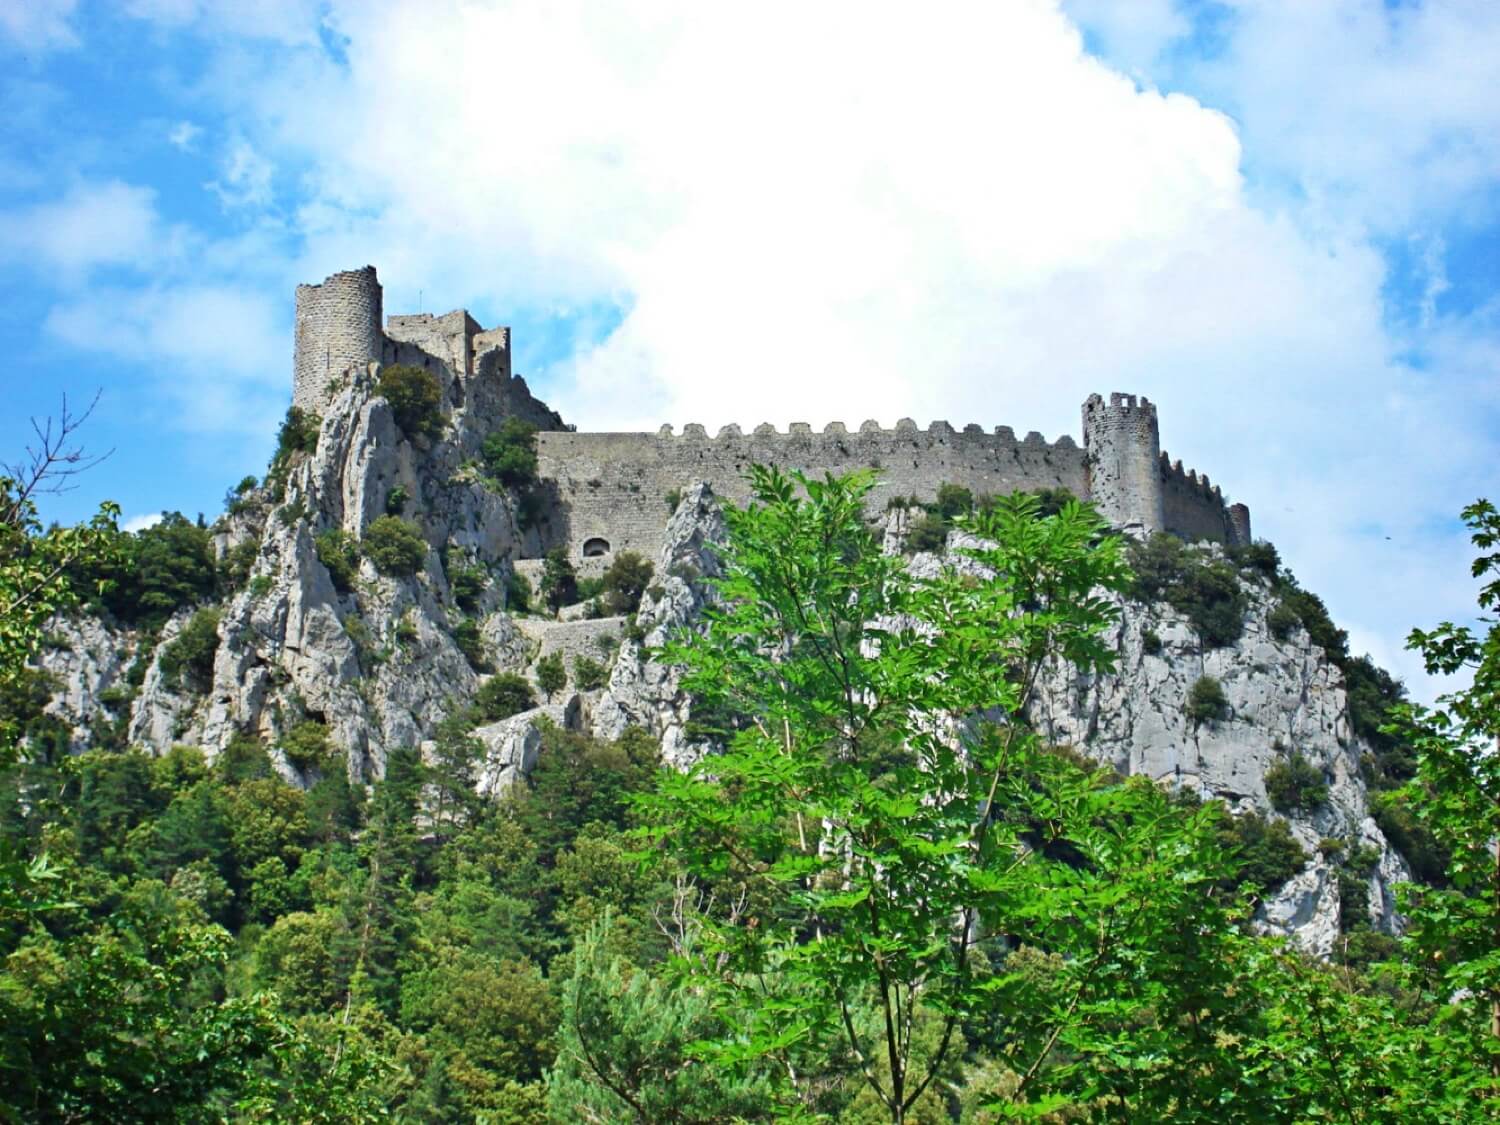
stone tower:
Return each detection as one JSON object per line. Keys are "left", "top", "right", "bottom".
{"left": 293, "top": 266, "right": 384, "bottom": 416}
{"left": 1082, "top": 392, "right": 1166, "bottom": 537}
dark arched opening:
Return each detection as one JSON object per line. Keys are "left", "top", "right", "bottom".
{"left": 581, "top": 537, "right": 611, "bottom": 558}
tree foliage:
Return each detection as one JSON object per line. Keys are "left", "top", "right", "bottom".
{"left": 376, "top": 364, "right": 445, "bottom": 440}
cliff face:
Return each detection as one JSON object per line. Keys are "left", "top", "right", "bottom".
{"left": 34, "top": 374, "right": 1408, "bottom": 952}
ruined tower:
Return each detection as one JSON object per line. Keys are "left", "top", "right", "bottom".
{"left": 1082, "top": 393, "right": 1166, "bottom": 537}
{"left": 293, "top": 266, "right": 384, "bottom": 416}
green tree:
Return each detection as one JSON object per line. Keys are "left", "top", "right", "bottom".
{"left": 601, "top": 550, "right": 655, "bottom": 615}
{"left": 376, "top": 363, "right": 445, "bottom": 439}
{"left": 362, "top": 515, "right": 428, "bottom": 577}
{"left": 536, "top": 652, "right": 566, "bottom": 700}
{"left": 1264, "top": 750, "right": 1329, "bottom": 813}
{"left": 482, "top": 418, "right": 540, "bottom": 489}
{"left": 316, "top": 528, "right": 360, "bottom": 592}
{"left": 549, "top": 914, "right": 774, "bottom": 1122}
{"left": 540, "top": 547, "right": 578, "bottom": 613}
{"left": 640, "top": 468, "right": 1185, "bottom": 1121}
{"left": 474, "top": 673, "right": 535, "bottom": 721}
{"left": 1390, "top": 498, "right": 1500, "bottom": 1095}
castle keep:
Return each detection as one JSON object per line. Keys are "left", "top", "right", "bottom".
{"left": 292, "top": 267, "right": 1251, "bottom": 560}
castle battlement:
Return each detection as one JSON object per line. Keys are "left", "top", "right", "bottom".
{"left": 290, "top": 266, "right": 1251, "bottom": 562}
{"left": 647, "top": 420, "right": 1078, "bottom": 448}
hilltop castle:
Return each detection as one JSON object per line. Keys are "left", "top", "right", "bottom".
{"left": 293, "top": 266, "right": 1251, "bottom": 560}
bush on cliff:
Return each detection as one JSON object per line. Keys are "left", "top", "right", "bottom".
{"left": 483, "top": 418, "right": 540, "bottom": 489}
{"left": 474, "top": 672, "right": 535, "bottom": 721}
{"left": 315, "top": 528, "right": 359, "bottom": 592}
{"left": 376, "top": 364, "right": 445, "bottom": 440}
{"left": 1264, "top": 750, "right": 1329, "bottom": 813}
{"left": 362, "top": 516, "right": 427, "bottom": 577}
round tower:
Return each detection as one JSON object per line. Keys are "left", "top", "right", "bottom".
{"left": 1081, "top": 392, "right": 1166, "bottom": 537}
{"left": 292, "top": 266, "right": 384, "bottom": 416}
{"left": 1227, "top": 503, "right": 1252, "bottom": 547}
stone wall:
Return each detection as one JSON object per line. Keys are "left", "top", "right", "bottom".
{"left": 536, "top": 422, "right": 1090, "bottom": 560}
{"left": 1161, "top": 454, "right": 1247, "bottom": 545}
{"left": 293, "top": 267, "right": 384, "bottom": 416}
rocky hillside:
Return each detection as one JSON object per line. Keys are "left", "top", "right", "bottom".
{"left": 28, "top": 371, "right": 1418, "bottom": 955}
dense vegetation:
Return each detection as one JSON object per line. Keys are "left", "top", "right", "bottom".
{"left": 3, "top": 423, "right": 1500, "bottom": 1120}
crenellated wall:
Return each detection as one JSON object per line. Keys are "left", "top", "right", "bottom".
{"left": 536, "top": 421, "right": 1089, "bottom": 559}
{"left": 290, "top": 267, "right": 1252, "bottom": 565}
{"left": 1160, "top": 453, "right": 1250, "bottom": 546}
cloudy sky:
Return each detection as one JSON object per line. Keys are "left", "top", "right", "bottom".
{"left": 1, "top": 0, "right": 1495, "bottom": 696}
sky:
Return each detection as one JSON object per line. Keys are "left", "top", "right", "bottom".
{"left": 0, "top": 0, "right": 1496, "bottom": 699}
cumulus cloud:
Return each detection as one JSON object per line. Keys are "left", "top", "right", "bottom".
{"left": 122, "top": 511, "right": 164, "bottom": 534}
{"left": 0, "top": 0, "right": 78, "bottom": 52}
{"left": 0, "top": 180, "right": 171, "bottom": 276}
{"left": 207, "top": 138, "right": 274, "bottom": 209}
{"left": 44, "top": 282, "right": 286, "bottom": 434}
{"left": 168, "top": 121, "right": 203, "bottom": 150}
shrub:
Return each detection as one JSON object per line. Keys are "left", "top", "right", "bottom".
{"left": 475, "top": 673, "right": 535, "bottom": 721}
{"left": 279, "top": 720, "right": 333, "bottom": 772}
{"left": 158, "top": 608, "right": 221, "bottom": 692}
{"left": 376, "top": 364, "right": 444, "bottom": 439}
{"left": 1267, "top": 601, "right": 1300, "bottom": 641}
{"left": 342, "top": 613, "right": 379, "bottom": 672}
{"left": 315, "top": 528, "right": 360, "bottom": 592}
{"left": 385, "top": 486, "right": 409, "bottom": 516}
{"left": 362, "top": 516, "right": 427, "bottom": 577}
{"left": 449, "top": 564, "right": 488, "bottom": 613}
{"left": 1128, "top": 534, "right": 1247, "bottom": 648}
{"left": 452, "top": 619, "right": 487, "bottom": 671}
{"left": 482, "top": 418, "right": 540, "bottom": 489}
{"left": 395, "top": 614, "right": 419, "bottom": 647}
{"left": 1221, "top": 809, "right": 1308, "bottom": 897}
{"left": 1264, "top": 751, "right": 1329, "bottom": 813}
{"left": 248, "top": 575, "right": 274, "bottom": 598}
{"left": 536, "top": 653, "right": 567, "bottom": 699}
{"left": 1186, "top": 675, "right": 1229, "bottom": 725}
{"left": 933, "top": 483, "right": 973, "bottom": 520}
{"left": 541, "top": 547, "right": 578, "bottom": 613}
{"left": 224, "top": 475, "right": 259, "bottom": 516}
{"left": 1142, "top": 629, "right": 1163, "bottom": 656}
{"left": 1228, "top": 540, "right": 1280, "bottom": 580}
{"left": 218, "top": 540, "right": 258, "bottom": 592}
{"left": 664, "top": 487, "right": 683, "bottom": 512}
{"left": 507, "top": 570, "right": 533, "bottom": 614}
{"left": 573, "top": 655, "right": 607, "bottom": 691}
{"left": 601, "top": 551, "right": 654, "bottom": 615}
{"left": 905, "top": 512, "right": 950, "bottom": 554}
{"left": 274, "top": 406, "right": 320, "bottom": 460}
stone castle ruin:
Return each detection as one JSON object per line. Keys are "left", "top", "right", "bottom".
{"left": 293, "top": 266, "right": 1251, "bottom": 560}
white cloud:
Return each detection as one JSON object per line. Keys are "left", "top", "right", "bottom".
{"left": 122, "top": 511, "right": 164, "bottom": 533}
{"left": 0, "top": 0, "right": 78, "bottom": 52}
{"left": 0, "top": 180, "right": 170, "bottom": 276}
{"left": 44, "top": 283, "right": 286, "bottom": 433}
{"left": 207, "top": 138, "right": 274, "bottom": 208}
{"left": 1126, "top": 0, "right": 1500, "bottom": 232}
{"left": 168, "top": 120, "right": 202, "bottom": 150}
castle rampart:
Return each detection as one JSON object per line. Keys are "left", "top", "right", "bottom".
{"left": 535, "top": 423, "right": 1090, "bottom": 559}
{"left": 289, "top": 267, "right": 1252, "bottom": 565}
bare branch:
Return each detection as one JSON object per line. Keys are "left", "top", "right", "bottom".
{"left": 2, "top": 392, "right": 114, "bottom": 528}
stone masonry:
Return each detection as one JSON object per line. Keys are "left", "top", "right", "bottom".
{"left": 291, "top": 267, "right": 1252, "bottom": 565}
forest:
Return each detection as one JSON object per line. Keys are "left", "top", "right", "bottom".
{"left": 2, "top": 444, "right": 1498, "bottom": 1123}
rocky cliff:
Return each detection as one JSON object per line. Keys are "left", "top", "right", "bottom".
{"left": 32, "top": 372, "right": 1412, "bottom": 954}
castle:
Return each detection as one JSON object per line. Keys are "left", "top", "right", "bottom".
{"left": 293, "top": 267, "right": 1251, "bottom": 560}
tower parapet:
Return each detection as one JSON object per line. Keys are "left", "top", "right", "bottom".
{"left": 1082, "top": 392, "right": 1166, "bottom": 537}
{"left": 293, "top": 266, "right": 383, "bottom": 416}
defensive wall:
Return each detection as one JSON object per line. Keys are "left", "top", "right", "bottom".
{"left": 291, "top": 267, "right": 1252, "bottom": 568}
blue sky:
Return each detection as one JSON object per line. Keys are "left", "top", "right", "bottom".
{"left": 1, "top": 0, "right": 1497, "bottom": 698}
